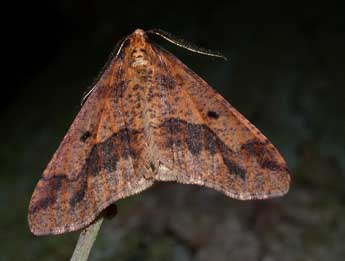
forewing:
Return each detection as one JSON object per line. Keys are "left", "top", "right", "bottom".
{"left": 28, "top": 58, "right": 153, "bottom": 235}
{"left": 152, "top": 46, "right": 290, "bottom": 200}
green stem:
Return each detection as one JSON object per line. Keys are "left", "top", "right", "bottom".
{"left": 70, "top": 217, "right": 104, "bottom": 261}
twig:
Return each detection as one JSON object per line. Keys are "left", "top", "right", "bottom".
{"left": 70, "top": 217, "right": 104, "bottom": 261}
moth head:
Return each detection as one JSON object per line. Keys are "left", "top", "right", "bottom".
{"left": 116, "top": 29, "right": 153, "bottom": 68}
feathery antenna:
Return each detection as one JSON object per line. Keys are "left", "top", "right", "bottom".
{"left": 147, "top": 28, "right": 228, "bottom": 61}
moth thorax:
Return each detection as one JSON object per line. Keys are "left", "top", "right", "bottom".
{"left": 131, "top": 48, "right": 149, "bottom": 68}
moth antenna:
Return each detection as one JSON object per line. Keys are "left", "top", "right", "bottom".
{"left": 147, "top": 28, "right": 228, "bottom": 61}
{"left": 81, "top": 35, "right": 128, "bottom": 106}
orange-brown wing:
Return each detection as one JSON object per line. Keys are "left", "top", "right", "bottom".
{"left": 152, "top": 46, "right": 290, "bottom": 200}
{"left": 28, "top": 59, "right": 153, "bottom": 235}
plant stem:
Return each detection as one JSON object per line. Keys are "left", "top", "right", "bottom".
{"left": 70, "top": 217, "right": 104, "bottom": 261}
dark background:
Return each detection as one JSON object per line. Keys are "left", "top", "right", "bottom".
{"left": 2, "top": 1, "right": 345, "bottom": 260}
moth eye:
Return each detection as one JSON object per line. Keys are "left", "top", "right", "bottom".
{"left": 207, "top": 111, "right": 219, "bottom": 119}
{"left": 80, "top": 131, "right": 91, "bottom": 142}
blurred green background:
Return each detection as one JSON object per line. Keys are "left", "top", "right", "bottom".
{"left": 2, "top": 0, "right": 345, "bottom": 260}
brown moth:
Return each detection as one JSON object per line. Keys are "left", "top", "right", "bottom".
{"left": 28, "top": 29, "right": 290, "bottom": 235}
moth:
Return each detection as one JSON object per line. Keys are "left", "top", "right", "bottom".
{"left": 28, "top": 29, "right": 290, "bottom": 235}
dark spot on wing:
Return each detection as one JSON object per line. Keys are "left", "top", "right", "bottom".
{"left": 80, "top": 131, "right": 91, "bottom": 142}
{"left": 207, "top": 111, "right": 219, "bottom": 119}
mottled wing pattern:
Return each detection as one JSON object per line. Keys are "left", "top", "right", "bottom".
{"left": 152, "top": 46, "right": 290, "bottom": 200}
{"left": 28, "top": 58, "right": 153, "bottom": 235}
{"left": 29, "top": 29, "right": 290, "bottom": 236}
